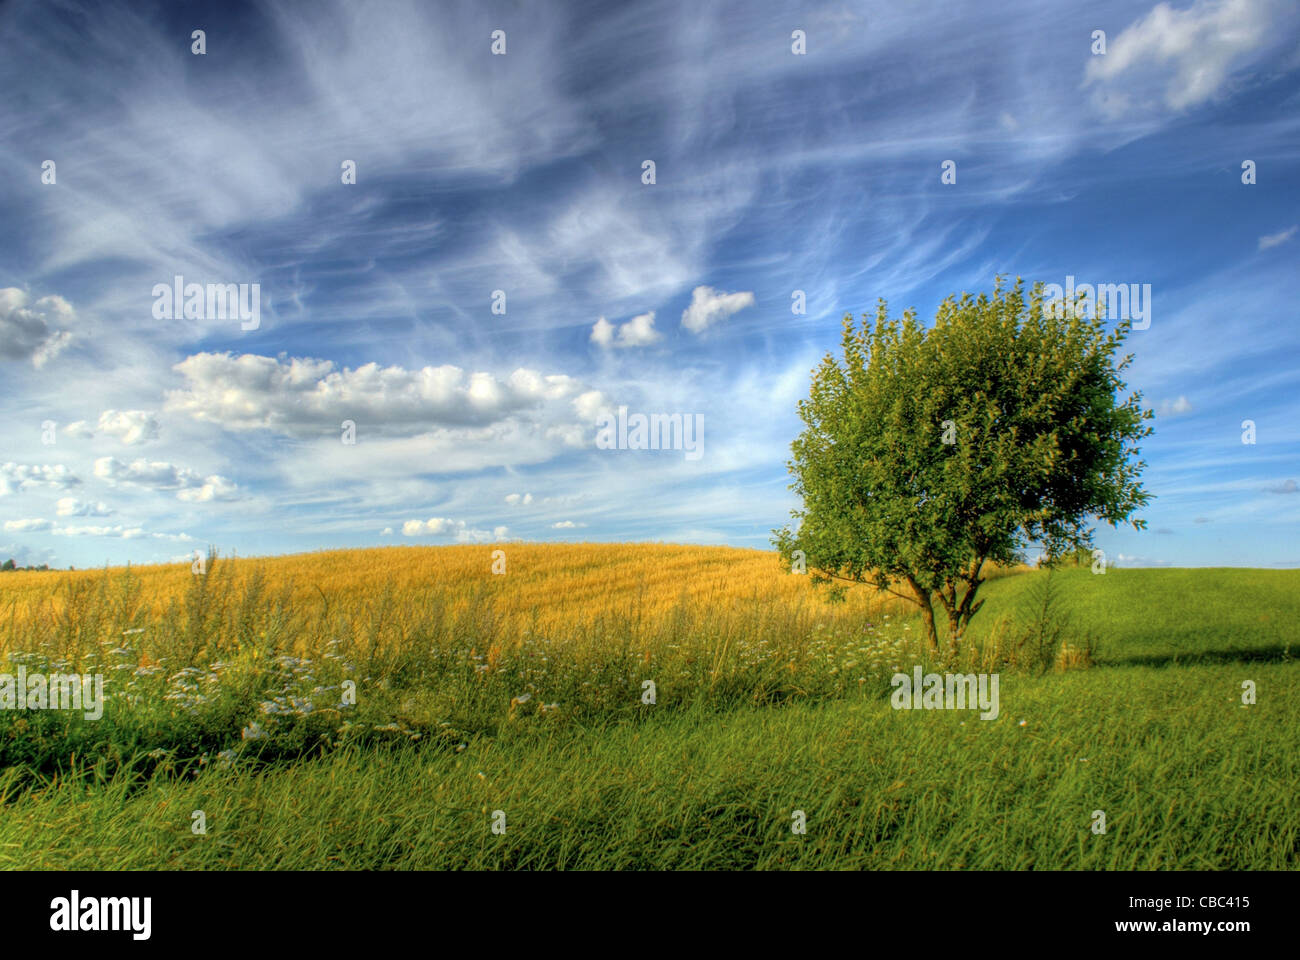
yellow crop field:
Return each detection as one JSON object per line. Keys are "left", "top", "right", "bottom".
{"left": 0, "top": 543, "right": 1030, "bottom": 740}
{"left": 1, "top": 543, "right": 934, "bottom": 658}
{"left": 1, "top": 543, "right": 972, "bottom": 767}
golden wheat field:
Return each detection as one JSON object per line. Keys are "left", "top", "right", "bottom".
{"left": 0, "top": 544, "right": 1029, "bottom": 699}
{"left": 3, "top": 543, "right": 979, "bottom": 752}
{"left": 1, "top": 543, "right": 903, "bottom": 650}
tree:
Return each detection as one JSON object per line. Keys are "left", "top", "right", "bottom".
{"left": 774, "top": 277, "right": 1153, "bottom": 657}
{"left": 1, "top": 559, "right": 14, "bottom": 571}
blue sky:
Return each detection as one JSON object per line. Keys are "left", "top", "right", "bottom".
{"left": 1, "top": 0, "right": 1298, "bottom": 569}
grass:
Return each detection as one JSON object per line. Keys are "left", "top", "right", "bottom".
{"left": 0, "top": 545, "right": 1295, "bottom": 870}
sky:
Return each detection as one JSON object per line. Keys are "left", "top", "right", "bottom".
{"left": 1, "top": 0, "right": 1298, "bottom": 570}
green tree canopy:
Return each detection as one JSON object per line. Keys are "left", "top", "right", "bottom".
{"left": 774, "top": 277, "right": 1153, "bottom": 655}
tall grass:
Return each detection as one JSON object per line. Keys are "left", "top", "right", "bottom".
{"left": 3, "top": 546, "right": 1293, "bottom": 870}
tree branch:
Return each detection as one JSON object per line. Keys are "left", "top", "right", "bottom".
{"left": 815, "top": 568, "right": 920, "bottom": 606}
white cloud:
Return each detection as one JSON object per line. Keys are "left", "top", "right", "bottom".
{"left": 401, "top": 517, "right": 509, "bottom": 542}
{"left": 0, "top": 289, "right": 75, "bottom": 368}
{"left": 4, "top": 518, "right": 53, "bottom": 532}
{"left": 551, "top": 520, "right": 586, "bottom": 529}
{"left": 505, "top": 493, "right": 534, "bottom": 505}
{"left": 167, "top": 352, "right": 586, "bottom": 436}
{"left": 590, "top": 311, "right": 661, "bottom": 349}
{"left": 1158, "top": 395, "right": 1193, "bottom": 416}
{"left": 176, "top": 475, "right": 241, "bottom": 502}
{"left": 55, "top": 524, "right": 144, "bottom": 538}
{"left": 573, "top": 390, "right": 610, "bottom": 422}
{"left": 55, "top": 497, "right": 115, "bottom": 517}
{"left": 67, "top": 410, "right": 161, "bottom": 445}
{"left": 1084, "top": 0, "right": 1282, "bottom": 116}
{"left": 94, "top": 457, "right": 193, "bottom": 488}
{"left": 3, "top": 518, "right": 191, "bottom": 540}
{"left": 590, "top": 317, "right": 614, "bottom": 347}
{"left": 680, "top": 285, "right": 755, "bottom": 334}
{"left": 93, "top": 457, "right": 241, "bottom": 500}
{"left": 51, "top": 524, "right": 192, "bottom": 541}
{"left": 0, "top": 463, "right": 81, "bottom": 495}
{"left": 1259, "top": 226, "right": 1297, "bottom": 250}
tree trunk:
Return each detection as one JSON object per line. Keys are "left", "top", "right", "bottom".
{"left": 905, "top": 575, "right": 940, "bottom": 654}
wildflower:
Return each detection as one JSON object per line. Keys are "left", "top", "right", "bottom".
{"left": 241, "top": 721, "right": 267, "bottom": 740}
{"left": 1018, "top": 719, "right": 1027, "bottom": 727}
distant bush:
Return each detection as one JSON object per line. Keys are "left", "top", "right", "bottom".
{"left": 1, "top": 559, "right": 50, "bottom": 572}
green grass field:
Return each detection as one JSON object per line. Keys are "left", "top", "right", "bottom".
{"left": 1, "top": 553, "right": 1296, "bottom": 870}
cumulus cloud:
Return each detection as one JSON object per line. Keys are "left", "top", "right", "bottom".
{"left": 55, "top": 497, "right": 115, "bottom": 517}
{"left": 94, "top": 457, "right": 193, "bottom": 488}
{"left": 1084, "top": 0, "right": 1284, "bottom": 116}
{"left": 1259, "top": 226, "right": 1297, "bottom": 250}
{"left": 64, "top": 410, "right": 160, "bottom": 445}
{"left": 1158, "top": 395, "right": 1192, "bottom": 416}
{"left": 176, "top": 476, "right": 241, "bottom": 502}
{"left": 4, "top": 518, "right": 53, "bottom": 533}
{"left": 551, "top": 520, "right": 586, "bottom": 529}
{"left": 680, "top": 286, "right": 755, "bottom": 334}
{"left": 1267, "top": 479, "right": 1297, "bottom": 494}
{"left": 505, "top": 493, "right": 533, "bottom": 505}
{"left": 167, "top": 352, "right": 586, "bottom": 436}
{"left": 93, "top": 457, "right": 241, "bottom": 500}
{"left": 572, "top": 390, "right": 610, "bottom": 422}
{"left": 401, "top": 517, "right": 509, "bottom": 542}
{"left": 590, "top": 311, "right": 661, "bottom": 348}
{"left": 0, "top": 289, "right": 74, "bottom": 367}
{"left": 0, "top": 462, "right": 81, "bottom": 495}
